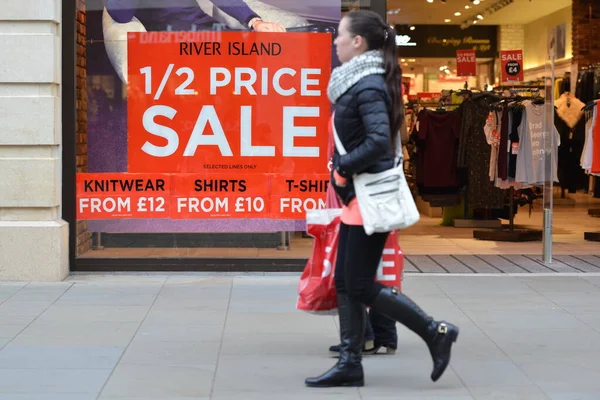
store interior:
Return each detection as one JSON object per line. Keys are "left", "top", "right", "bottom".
{"left": 79, "top": 0, "right": 600, "bottom": 261}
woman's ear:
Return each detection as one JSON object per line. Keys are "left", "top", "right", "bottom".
{"left": 352, "top": 34, "right": 363, "bottom": 50}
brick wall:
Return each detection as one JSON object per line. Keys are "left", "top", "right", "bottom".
{"left": 572, "top": 0, "right": 600, "bottom": 66}
{"left": 498, "top": 24, "right": 525, "bottom": 51}
{"left": 494, "top": 25, "right": 525, "bottom": 84}
{"left": 76, "top": 0, "right": 92, "bottom": 257}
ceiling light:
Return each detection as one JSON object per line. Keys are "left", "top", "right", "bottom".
{"left": 444, "top": 18, "right": 451, "bottom": 22}
{"left": 427, "top": 0, "right": 434, "bottom": 3}
{"left": 472, "top": 20, "right": 478, "bottom": 24}
{"left": 410, "top": 26, "right": 416, "bottom": 30}
{"left": 473, "top": 0, "right": 481, "bottom": 4}
{"left": 408, "top": 59, "right": 416, "bottom": 62}
{"left": 454, "top": 12, "right": 462, "bottom": 16}
{"left": 465, "top": 5, "right": 470, "bottom": 9}
{"left": 477, "top": 14, "right": 484, "bottom": 19}
{"left": 401, "top": 58, "right": 406, "bottom": 62}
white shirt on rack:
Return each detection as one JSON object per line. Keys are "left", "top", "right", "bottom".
{"left": 581, "top": 104, "right": 596, "bottom": 174}
{"left": 515, "top": 101, "right": 561, "bottom": 185}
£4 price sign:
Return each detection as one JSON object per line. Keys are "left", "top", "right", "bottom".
{"left": 500, "top": 50, "right": 524, "bottom": 83}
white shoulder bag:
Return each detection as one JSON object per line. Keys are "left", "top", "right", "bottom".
{"left": 333, "top": 122, "right": 420, "bottom": 235}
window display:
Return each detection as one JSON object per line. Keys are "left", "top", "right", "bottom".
{"left": 77, "top": 0, "right": 342, "bottom": 259}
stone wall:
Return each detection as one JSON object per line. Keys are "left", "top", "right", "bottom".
{"left": 0, "top": 1, "right": 68, "bottom": 280}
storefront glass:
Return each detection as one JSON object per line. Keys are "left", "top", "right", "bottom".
{"left": 74, "top": 0, "right": 385, "bottom": 265}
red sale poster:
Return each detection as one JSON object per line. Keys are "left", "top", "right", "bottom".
{"left": 76, "top": 172, "right": 329, "bottom": 220}
{"left": 500, "top": 50, "right": 524, "bottom": 83}
{"left": 82, "top": 1, "right": 341, "bottom": 231}
{"left": 126, "top": 32, "right": 331, "bottom": 175}
{"left": 456, "top": 50, "right": 476, "bottom": 77}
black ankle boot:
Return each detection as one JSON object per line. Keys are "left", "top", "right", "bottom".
{"left": 371, "top": 286, "right": 459, "bottom": 382}
{"left": 426, "top": 320, "right": 459, "bottom": 382}
{"left": 306, "top": 294, "right": 365, "bottom": 387}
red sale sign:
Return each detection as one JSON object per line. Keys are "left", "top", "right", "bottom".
{"left": 500, "top": 50, "right": 524, "bottom": 83}
{"left": 126, "top": 32, "right": 331, "bottom": 175}
{"left": 76, "top": 172, "right": 329, "bottom": 220}
{"left": 456, "top": 50, "right": 476, "bottom": 77}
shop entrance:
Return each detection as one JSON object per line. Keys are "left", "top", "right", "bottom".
{"left": 63, "top": 0, "right": 600, "bottom": 272}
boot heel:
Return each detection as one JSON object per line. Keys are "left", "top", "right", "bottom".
{"left": 451, "top": 328, "right": 459, "bottom": 343}
{"left": 344, "top": 379, "right": 364, "bottom": 387}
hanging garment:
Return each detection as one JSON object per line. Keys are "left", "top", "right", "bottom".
{"left": 415, "top": 109, "right": 462, "bottom": 189}
{"left": 508, "top": 104, "right": 524, "bottom": 179}
{"left": 515, "top": 101, "right": 561, "bottom": 185}
{"left": 457, "top": 96, "right": 505, "bottom": 208}
{"left": 498, "top": 106, "right": 510, "bottom": 180}
{"left": 592, "top": 104, "right": 600, "bottom": 174}
{"left": 576, "top": 70, "right": 596, "bottom": 104}
{"left": 582, "top": 104, "right": 596, "bottom": 173}
{"left": 495, "top": 105, "right": 528, "bottom": 190}
{"left": 561, "top": 77, "right": 571, "bottom": 95}
{"left": 594, "top": 68, "right": 600, "bottom": 100}
{"left": 484, "top": 110, "right": 501, "bottom": 182}
{"left": 554, "top": 93, "right": 588, "bottom": 192}
{"left": 555, "top": 78, "right": 563, "bottom": 100}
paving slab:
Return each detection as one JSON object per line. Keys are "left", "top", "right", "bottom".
{"left": 475, "top": 255, "right": 529, "bottom": 273}
{"left": 0, "top": 368, "right": 111, "bottom": 394}
{"left": 100, "top": 364, "right": 215, "bottom": 398}
{"left": 0, "top": 345, "right": 123, "bottom": 369}
{"left": 406, "top": 256, "right": 447, "bottom": 273}
{"left": 0, "top": 273, "right": 598, "bottom": 400}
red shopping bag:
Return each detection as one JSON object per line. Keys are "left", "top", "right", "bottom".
{"left": 297, "top": 209, "right": 404, "bottom": 314}
{"left": 296, "top": 209, "right": 341, "bottom": 315}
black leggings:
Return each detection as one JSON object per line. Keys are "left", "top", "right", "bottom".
{"left": 334, "top": 223, "right": 390, "bottom": 306}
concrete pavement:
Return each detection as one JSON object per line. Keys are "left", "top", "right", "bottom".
{"left": 0, "top": 273, "right": 599, "bottom": 399}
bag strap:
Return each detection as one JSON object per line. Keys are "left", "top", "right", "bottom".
{"left": 332, "top": 119, "right": 347, "bottom": 156}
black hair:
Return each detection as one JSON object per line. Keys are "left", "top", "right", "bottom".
{"left": 344, "top": 10, "right": 403, "bottom": 149}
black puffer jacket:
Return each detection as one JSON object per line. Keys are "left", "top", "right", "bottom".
{"left": 332, "top": 74, "right": 396, "bottom": 205}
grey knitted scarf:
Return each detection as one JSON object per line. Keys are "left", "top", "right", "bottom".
{"left": 327, "top": 50, "right": 385, "bottom": 104}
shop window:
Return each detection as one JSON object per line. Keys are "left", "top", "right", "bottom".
{"left": 74, "top": 0, "right": 384, "bottom": 266}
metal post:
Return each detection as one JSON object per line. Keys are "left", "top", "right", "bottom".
{"left": 542, "top": 54, "right": 556, "bottom": 263}
{"left": 93, "top": 232, "right": 104, "bottom": 250}
{"left": 543, "top": 209, "right": 553, "bottom": 263}
{"left": 277, "top": 231, "right": 289, "bottom": 251}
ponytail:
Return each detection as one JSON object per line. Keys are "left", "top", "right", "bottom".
{"left": 345, "top": 11, "right": 404, "bottom": 150}
{"left": 383, "top": 25, "right": 402, "bottom": 150}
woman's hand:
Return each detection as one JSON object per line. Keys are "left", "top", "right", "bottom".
{"left": 252, "top": 20, "right": 286, "bottom": 32}
{"left": 333, "top": 170, "right": 347, "bottom": 187}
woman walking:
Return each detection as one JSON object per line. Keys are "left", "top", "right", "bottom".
{"left": 305, "top": 10, "right": 459, "bottom": 388}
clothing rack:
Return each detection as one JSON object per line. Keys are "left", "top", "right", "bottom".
{"left": 473, "top": 92, "right": 544, "bottom": 242}
{"left": 415, "top": 87, "right": 499, "bottom": 228}
{"left": 451, "top": 88, "right": 504, "bottom": 229}
{"left": 414, "top": 99, "right": 462, "bottom": 111}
